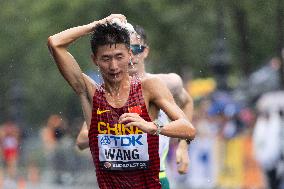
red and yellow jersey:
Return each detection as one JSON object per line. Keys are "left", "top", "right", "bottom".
{"left": 89, "top": 77, "right": 160, "bottom": 189}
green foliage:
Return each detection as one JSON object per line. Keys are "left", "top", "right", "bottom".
{"left": 0, "top": 0, "right": 281, "bottom": 127}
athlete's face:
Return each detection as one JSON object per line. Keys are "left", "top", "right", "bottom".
{"left": 93, "top": 44, "right": 131, "bottom": 83}
{"left": 128, "top": 33, "right": 149, "bottom": 76}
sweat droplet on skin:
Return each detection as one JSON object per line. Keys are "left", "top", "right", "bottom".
{"left": 129, "top": 60, "right": 134, "bottom": 66}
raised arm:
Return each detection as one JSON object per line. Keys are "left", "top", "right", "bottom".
{"left": 47, "top": 14, "right": 126, "bottom": 92}
{"left": 47, "top": 21, "right": 96, "bottom": 125}
{"left": 47, "top": 14, "right": 126, "bottom": 125}
{"left": 47, "top": 22, "right": 95, "bottom": 96}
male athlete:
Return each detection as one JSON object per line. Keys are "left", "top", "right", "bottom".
{"left": 48, "top": 14, "right": 195, "bottom": 189}
{"left": 76, "top": 24, "right": 194, "bottom": 189}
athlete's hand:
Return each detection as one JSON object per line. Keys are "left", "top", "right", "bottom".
{"left": 119, "top": 113, "right": 157, "bottom": 134}
{"left": 98, "top": 14, "right": 127, "bottom": 25}
{"left": 176, "top": 139, "right": 189, "bottom": 174}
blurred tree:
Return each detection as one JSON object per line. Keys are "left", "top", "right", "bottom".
{"left": 276, "top": 0, "right": 284, "bottom": 89}
{"left": 209, "top": 0, "right": 231, "bottom": 90}
{"left": 230, "top": 1, "right": 251, "bottom": 77}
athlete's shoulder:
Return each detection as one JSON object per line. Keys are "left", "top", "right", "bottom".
{"left": 140, "top": 74, "right": 166, "bottom": 99}
{"left": 156, "top": 72, "right": 180, "bottom": 79}
{"left": 141, "top": 74, "right": 163, "bottom": 87}
{"left": 154, "top": 73, "right": 183, "bottom": 93}
{"left": 156, "top": 73, "right": 182, "bottom": 84}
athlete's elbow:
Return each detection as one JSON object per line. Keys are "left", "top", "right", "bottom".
{"left": 187, "top": 126, "right": 196, "bottom": 141}
{"left": 47, "top": 35, "right": 62, "bottom": 50}
{"left": 47, "top": 36, "right": 56, "bottom": 48}
{"left": 184, "top": 119, "right": 196, "bottom": 140}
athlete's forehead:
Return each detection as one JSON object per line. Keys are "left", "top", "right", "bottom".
{"left": 95, "top": 43, "right": 130, "bottom": 57}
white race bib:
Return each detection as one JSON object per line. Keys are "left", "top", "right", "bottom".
{"left": 98, "top": 133, "right": 149, "bottom": 170}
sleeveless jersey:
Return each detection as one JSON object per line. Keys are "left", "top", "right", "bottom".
{"left": 88, "top": 78, "right": 161, "bottom": 189}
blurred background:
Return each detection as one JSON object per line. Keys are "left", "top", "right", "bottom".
{"left": 0, "top": 0, "right": 284, "bottom": 188}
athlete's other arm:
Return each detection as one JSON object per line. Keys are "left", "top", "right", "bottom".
{"left": 76, "top": 122, "right": 89, "bottom": 150}
{"left": 119, "top": 76, "right": 196, "bottom": 139}
{"left": 158, "top": 73, "right": 193, "bottom": 174}
{"left": 175, "top": 89, "right": 193, "bottom": 173}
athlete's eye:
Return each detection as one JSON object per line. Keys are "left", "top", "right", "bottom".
{"left": 101, "top": 57, "right": 111, "bottom": 62}
{"left": 115, "top": 55, "right": 124, "bottom": 61}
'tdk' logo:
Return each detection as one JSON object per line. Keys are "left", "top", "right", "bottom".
{"left": 100, "top": 135, "right": 143, "bottom": 146}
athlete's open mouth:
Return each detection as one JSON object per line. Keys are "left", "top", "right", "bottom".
{"left": 109, "top": 72, "right": 121, "bottom": 78}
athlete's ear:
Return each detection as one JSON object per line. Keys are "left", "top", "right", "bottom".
{"left": 144, "top": 46, "right": 149, "bottom": 59}
{"left": 91, "top": 53, "right": 98, "bottom": 66}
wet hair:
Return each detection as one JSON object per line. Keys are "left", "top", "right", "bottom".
{"left": 90, "top": 22, "right": 130, "bottom": 55}
{"left": 133, "top": 25, "right": 148, "bottom": 45}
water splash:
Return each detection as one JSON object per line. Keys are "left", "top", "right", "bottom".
{"left": 137, "top": 34, "right": 141, "bottom": 40}
{"left": 59, "top": 112, "right": 63, "bottom": 120}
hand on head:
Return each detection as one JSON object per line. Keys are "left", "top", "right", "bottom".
{"left": 100, "top": 14, "right": 127, "bottom": 25}
{"left": 96, "top": 14, "right": 135, "bottom": 34}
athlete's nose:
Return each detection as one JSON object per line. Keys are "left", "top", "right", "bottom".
{"left": 109, "top": 59, "right": 119, "bottom": 71}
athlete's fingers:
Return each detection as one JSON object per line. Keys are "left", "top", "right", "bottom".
{"left": 176, "top": 152, "right": 189, "bottom": 174}
{"left": 124, "top": 122, "right": 135, "bottom": 128}
{"left": 109, "top": 14, "right": 126, "bottom": 22}
{"left": 119, "top": 113, "right": 139, "bottom": 122}
{"left": 177, "top": 162, "right": 188, "bottom": 174}
{"left": 119, "top": 117, "right": 135, "bottom": 124}
{"left": 120, "top": 113, "right": 139, "bottom": 118}
{"left": 119, "top": 115, "right": 141, "bottom": 124}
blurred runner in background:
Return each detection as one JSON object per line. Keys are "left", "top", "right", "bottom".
{"left": 0, "top": 121, "right": 20, "bottom": 179}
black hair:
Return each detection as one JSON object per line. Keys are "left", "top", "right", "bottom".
{"left": 90, "top": 22, "right": 130, "bottom": 54}
{"left": 133, "top": 25, "right": 148, "bottom": 45}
